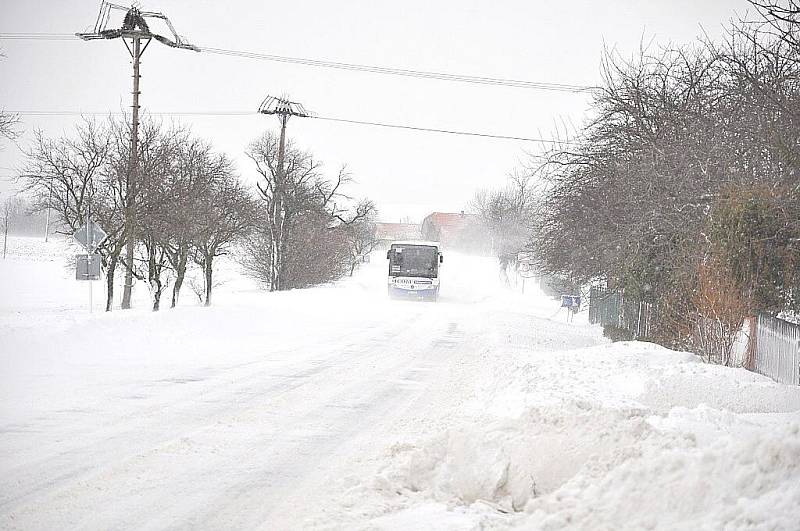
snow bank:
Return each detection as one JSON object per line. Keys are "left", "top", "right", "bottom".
{"left": 338, "top": 339, "right": 800, "bottom": 530}
{"left": 524, "top": 416, "right": 800, "bottom": 531}
{"left": 374, "top": 402, "right": 655, "bottom": 511}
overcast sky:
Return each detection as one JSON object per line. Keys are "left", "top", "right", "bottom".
{"left": 1, "top": 0, "right": 752, "bottom": 222}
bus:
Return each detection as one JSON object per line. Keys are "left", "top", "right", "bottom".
{"left": 386, "top": 241, "right": 443, "bottom": 301}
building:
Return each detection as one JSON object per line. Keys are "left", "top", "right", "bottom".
{"left": 373, "top": 222, "right": 421, "bottom": 249}
{"left": 420, "top": 211, "right": 492, "bottom": 254}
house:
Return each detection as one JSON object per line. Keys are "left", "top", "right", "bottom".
{"left": 373, "top": 222, "right": 421, "bottom": 249}
{"left": 420, "top": 211, "right": 492, "bottom": 254}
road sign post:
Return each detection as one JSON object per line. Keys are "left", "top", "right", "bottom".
{"left": 74, "top": 219, "right": 108, "bottom": 253}
{"left": 74, "top": 219, "right": 107, "bottom": 312}
{"left": 75, "top": 253, "right": 102, "bottom": 280}
{"left": 517, "top": 251, "right": 536, "bottom": 295}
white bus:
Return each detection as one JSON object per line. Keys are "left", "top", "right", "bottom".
{"left": 386, "top": 241, "right": 443, "bottom": 301}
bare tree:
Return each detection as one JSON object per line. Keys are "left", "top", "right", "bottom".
{"left": 134, "top": 124, "right": 193, "bottom": 311}
{"left": 98, "top": 118, "right": 143, "bottom": 310}
{"left": 21, "top": 120, "right": 122, "bottom": 309}
{"left": 470, "top": 170, "right": 538, "bottom": 278}
{"left": 245, "top": 132, "right": 376, "bottom": 289}
{"left": 21, "top": 120, "right": 110, "bottom": 234}
{"left": 531, "top": 28, "right": 799, "bottom": 354}
{"left": 343, "top": 212, "right": 378, "bottom": 276}
{"left": 192, "top": 162, "right": 257, "bottom": 306}
{"left": 0, "top": 110, "right": 18, "bottom": 145}
{"left": 159, "top": 137, "right": 221, "bottom": 308}
{"left": 2, "top": 194, "right": 23, "bottom": 258}
{"left": 748, "top": 0, "right": 800, "bottom": 49}
{"left": 21, "top": 117, "right": 175, "bottom": 311}
{"left": 0, "top": 49, "right": 19, "bottom": 145}
{"left": 248, "top": 132, "right": 323, "bottom": 290}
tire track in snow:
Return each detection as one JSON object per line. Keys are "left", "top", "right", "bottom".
{"left": 0, "top": 306, "right": 471, "bottom": 529}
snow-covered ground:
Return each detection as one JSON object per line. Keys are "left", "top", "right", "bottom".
{"left": 1, "top": 236, "right": 799, "bottom": 530}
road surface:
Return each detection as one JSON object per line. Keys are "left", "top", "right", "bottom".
{"left": 0, "top": 251, "right": 591, "bottom": 529}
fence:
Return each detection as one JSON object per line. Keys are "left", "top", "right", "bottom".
{"left": 588, "top": 289, "right": 800, "bottom": 385}
{"left": 588, "top": 288, "right": 652, "bottom": 339}
{"left": 752, "top": 314, "right": 800, "bottom": 386}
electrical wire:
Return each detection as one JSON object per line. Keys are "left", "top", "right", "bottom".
{"left": 5, "top": 109, "right": 577, "bottom": 144}
{"left": 201, "top": 46, "right": 592, "bottom": 93}
{"left": 6, "top": 110, "right": 254, "bottom": 116}
{"left": 0, "top": 33, "right": 594, "bottom": 93}
{"left": 0, "top": 33, "right": 78, "bottom": 40}
{"left": 312, "top": 115, "right": 571, "bottom": 144}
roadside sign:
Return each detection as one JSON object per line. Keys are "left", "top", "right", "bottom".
{"left": 73, "top": 220, "right": 107, "bottom": 253}
{"left": 76, "top": 253, "right": 102, "bottom": 281}
{"left": 517, "top": 251, "right": 535, "bottom": 265}
{"left": 517, "top": 251, "right": 537, "bottom": 278}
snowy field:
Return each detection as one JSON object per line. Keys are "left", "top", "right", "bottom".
{"left": 1, "top": 235, "right": 799, "bottom": 530}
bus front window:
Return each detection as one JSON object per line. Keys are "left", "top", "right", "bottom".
{"left": 390, "top": 246, "right": 438, "bottom": 277}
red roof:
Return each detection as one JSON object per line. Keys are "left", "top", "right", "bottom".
{"left": 422, "top": 212, "right": 474, "bottom": 232}
{"left": 421, "top": 212, "right": 491, "bottom": 254}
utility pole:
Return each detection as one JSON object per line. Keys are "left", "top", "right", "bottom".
{"left": 125, "top": 34, "right": 142, "bottom": 310}
{"left": 257, "top": 95, "right": 311, "bottom": 291}
{"left": 77, "top": 2, "right": 198, "bottom": 309}
{"left": 44, "top": 184, "right": 51, "bottom": 242}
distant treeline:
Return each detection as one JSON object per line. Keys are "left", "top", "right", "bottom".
{"left": 2, "top": 198, "right": 59, "bottom": 237}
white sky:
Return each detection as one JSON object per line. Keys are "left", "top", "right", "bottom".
{"left": 1, "top": 0, "right": 751, "bottom": 222}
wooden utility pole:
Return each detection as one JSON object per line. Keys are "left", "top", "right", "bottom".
{"left": 120, "top": 34, "right": 144, "bottom": 308}
{"left": 77, "top": 2, "right": 198, "bottom": 308}
{"left": 258, "top": 95, "right": 311, "bottom": 291}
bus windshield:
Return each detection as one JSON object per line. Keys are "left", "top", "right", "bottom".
{"left": 389, "top": 245, "right": 438, "bottom": 278}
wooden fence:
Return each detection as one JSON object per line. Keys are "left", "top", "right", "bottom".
{"left": 752, "top": 314, "right": 800, "bottom": 386}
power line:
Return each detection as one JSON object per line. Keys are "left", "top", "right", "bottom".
{"left": 312, "top": 115, "right": 571, "bottom": 144}
{"left": 7, "top": 110, "right": 253, "bottom": 116}
{"left": 0, "top": 33, "right": 78, "bottom": 40}
{"left": 0, "top": 32, "right": 594, "bottom": 93}
{"left": 5, "top": 109, "right": 577, "bottom": 144}
{"left": 201, "top": 46, "right": 592, "bottom": 93}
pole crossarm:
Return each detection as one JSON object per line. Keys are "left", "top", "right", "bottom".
{"left": 76, "top": 2, "right": 199, "bottom": 51}
{"left": 258, "top": 95, "right": 312, "bottom": 118}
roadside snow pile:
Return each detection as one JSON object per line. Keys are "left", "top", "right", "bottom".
{"left": 523, "top": 416, "right": 800, "bottom": 530}
{"left": 374, "top": 402, "right": 657, "bottom": 511}
{"left": 349, "top": 340, "right": 800, "bottom": 530}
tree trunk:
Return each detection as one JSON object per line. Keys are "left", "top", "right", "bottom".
{"left": 171, "top": 245, "right": 188, "bottom": 308}
{"left": 270, "top": 215, "right": 282, "bottom": 291}
{"left": 152, "top": 280, "right": 162, "bottom": 311}
{"left": 745, "top": 315, "right": 758, "bottom": 371}
{"left": 147, "top": 242, "right": 163, "bottom": 312}
{"left": 276, "top": 228, "right": 289, "bottom": 290}
{"left": 204, "top": 255, "right": 213, "bottom": 307}
{"left": 105, "top": 254, "right": 118, "bottom": 312}
{"left": 149, "top": 257, "right": 162, "bottom": 312}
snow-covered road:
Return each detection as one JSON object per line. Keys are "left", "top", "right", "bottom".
{"left": 0, "top": 242, "right": 533, "bottom": 529}
{"left": 2, "top": 237, "right": 799, "bottom": 530}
